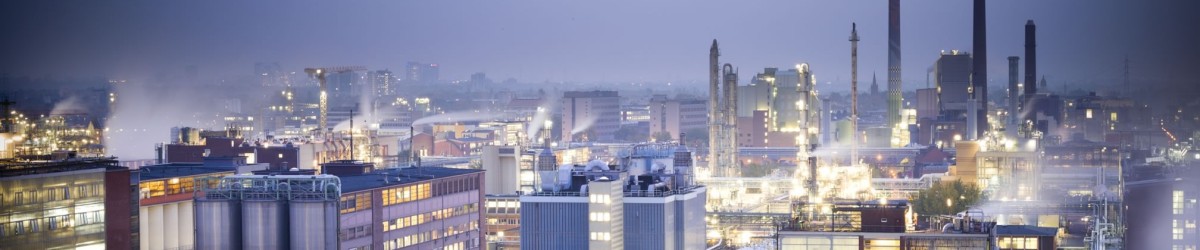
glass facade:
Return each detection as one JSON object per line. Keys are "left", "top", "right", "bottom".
{"left": 0, "top": 169, "right": 111, "bottom": 249}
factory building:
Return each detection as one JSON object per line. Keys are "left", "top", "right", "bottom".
{"left": 163, "top": 135, "right": 364, "bottom": 172}
{"left": 136, "top": 162, "right": 244, "bottom": 250}
{"left": 0, "top": 156, "right": 134, "bottom": 249}
{"left": 561, "top": 90, "right": 621, "bottom": 142}
{"left": 191, "top": 165, "right": 484, "bottom": 250}
{"left": 520, "top": 142, "right": 706, "bottom": 250}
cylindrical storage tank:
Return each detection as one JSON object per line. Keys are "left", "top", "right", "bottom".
{"left": 289, "top": 200, "right": 339, "bottom": 250}
{"left": 194, "top": 200, "right": 242, "bottom": 250}
{"left": 242, "top": 200, "right": 290, "bottom": 249}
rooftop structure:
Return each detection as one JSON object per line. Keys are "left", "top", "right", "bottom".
{"left": 520, "top": 142, "right": 706, "bottom": 250}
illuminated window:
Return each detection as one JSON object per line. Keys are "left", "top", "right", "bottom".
{"left": 1174, "top": 220, "right": 1184, "bottom": 240}
{"left": 1176, "top": 191, "right": 1186, "bottom": 215}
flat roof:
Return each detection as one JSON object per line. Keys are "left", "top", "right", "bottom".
{"left": 339, "top": 166, "right": 482, "bottom": 193}
{"left": 994, "top": 225, "right": 1058, "bottom": 237}
{"left": 0, "top": 157, "right": 125, "bottom": 178}
{"left": 137, "top": 163, "right": 235, "bottom": 181}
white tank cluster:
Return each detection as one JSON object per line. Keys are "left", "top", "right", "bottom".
{"left": 193, "top": 174, "right": 341, "bottom": 250}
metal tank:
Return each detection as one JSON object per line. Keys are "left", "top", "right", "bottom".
{"left": 288, "top": 200, "right": 339, "bottom": 250}
{"left": 241, "top": 199, "right": 290, "bottom": 249}
{"left": 194, "top": 199, "right": 242, "bottom": 250}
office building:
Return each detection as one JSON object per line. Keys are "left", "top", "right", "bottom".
{"left": 405, "top": 62, "right": 440, "bottom": 84}
{"left": 0, "top": 157, "right": 133, "bottom": 249}
{"left": 647, "top": 95, "right": 707, "bottom": 142}
{"left": 561, "top": 91, "right": 620, "bottom": 142}
{"left": 484, "top": 195, "right": 521, "bottom": 250}
{"left": 192, "top": 165, "right": 484, "bottom": 250}
{"left": 1126, "top": 167, "right": 1200, "bottom": 250}
{"left": 520, "top": 142, "right": 706, "bottom": 250}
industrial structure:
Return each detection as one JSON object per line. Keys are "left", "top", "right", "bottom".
{"left": 137, "top": 161, "right": 251, "bottom": 250}
{"left": 971, "top": 0, "right": 988, "bottom": 139}
{"left": 709, "top": 40, "right": 739, "bottom": 177}
{"left": 887, "top": 0, "right": 905, "bottom": 147}
{"left": 520, "top": 142, "right": 707, "bottom": 250}
{"left": 192, "top": 165, "right": 485, "bottom": 250}
{"left": 849, "top": 23, "right": 861, "bottom": 164}
{"left": 304, "top": 66, "right": 367, "bottom": 133}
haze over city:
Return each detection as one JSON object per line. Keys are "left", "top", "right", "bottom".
{"left": 2, "top": 1, "right": 1199, "bottom": 250}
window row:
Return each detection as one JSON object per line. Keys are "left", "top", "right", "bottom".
{"left": 3, "top": 183, "right": 104, "bottom": 206}
{"left": 382, "top": 183, "right": 431, "bottom": 206}
{"left": 381, "top": 220, "right": 478, "bottom": 250}
{"left": 338, "top": 224, "right": 372, "bottom": 241}
{"left": 0, "top": 210, "right": 104, "bottom": 237}
{"left": 590, "top": 232, "right": 612, "bottom": 241}
{"left": 589, "top": 212, "right": 611, "bottom": 222}
{"left": 381, "top": 203, "right": 478, "bottom": 232}
{"left": 433, "top": 177, "right": 478, "bottom": 197}
{"left": 340, "top": 192, "right": 372, "bottom": 214}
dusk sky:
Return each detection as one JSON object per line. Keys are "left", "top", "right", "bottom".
{"left": 3, "top": 0, "right": 1197, "bottom": 90}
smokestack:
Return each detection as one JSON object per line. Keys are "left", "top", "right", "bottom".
{"left": 887, "top": 0, "right": 903, "bottom": 130}
{"left": 1023, "top": 20, "right": 1037, "bottom": 126}
{"left": 1025, "top": 20, "right": 1037, "bottom": 97}
{"left": 972, "top": 0, "right": 987, "bottom": 138}
{"left": 708, "top": 39, "right": 720, "bottom": 175}
{"left": 849, "top": 22, "right": 860, "bottom": 165}
{"left": 1007, "top": 56, "right": 1020, "bottom": 126}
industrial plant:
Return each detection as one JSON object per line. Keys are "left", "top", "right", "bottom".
{"left": 4, "top": 0, "right": 1200, "bottom": 250}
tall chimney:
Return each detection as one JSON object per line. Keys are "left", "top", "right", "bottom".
{"left": 887, "top": 0, "right": 903, "bottom": 130}
{"left": 1024, "top": 20, "right": 1037, "bottom": 97}
{"left": 1007, "top": 56, "right": 1020, "bottom": 126}
{"left": 972, "top": 0, "right": 988, "bottom": 138}
{"left": 849, "top": 23, "right": 860, "bottom": 165}
{"left": 708, "top": 39, "right": 720, "bottom": 175}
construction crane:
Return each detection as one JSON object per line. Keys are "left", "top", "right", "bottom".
{"left": 304, "top": 66, "right": 366, "bottom": 133}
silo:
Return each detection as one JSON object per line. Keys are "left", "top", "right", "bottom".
{"left": 194, "top": 199, "right": 242, "bottom": 250}
{"left": 242, "top": 199, "right": 290, "bottom": 249}
{"left": 288, "top": 200, "right": 339, "bottom": 249}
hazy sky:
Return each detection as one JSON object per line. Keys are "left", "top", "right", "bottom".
{"left": 2, "top": 0, "right": 1197, "bottom": 90}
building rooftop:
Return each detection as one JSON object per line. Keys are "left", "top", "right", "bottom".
{"left": 339, "top": 166, "right": 483, "bottom": 193}
{"left": 994, "top": 225, "right": 1057, "bottom": 237}
{"left": 136, "top": 163, "right": 235, "bottom": 182}
{"left": 0, "top": 157, "right": 125, "bottom": 178}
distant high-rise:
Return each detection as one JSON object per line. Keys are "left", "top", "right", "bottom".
{"left": 887, "top": 0, "right": 904, "bottom": 131}
{"left": 405, "top": 62, "right": 440, "bottom": 84}
{"left": 561, "top": 91, "right": 620, "bottom": 142}
{"left": 971, "top": 0, "right": 988, "bottom": 138}
{"left": 648, "top": 95, "right": 707, "bottom": 142}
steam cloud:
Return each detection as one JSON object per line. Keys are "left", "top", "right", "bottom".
{"left": 412, "top": 111, "right": 502, "bottom": 126}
